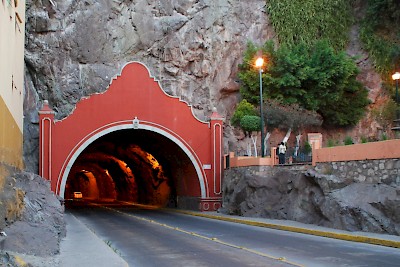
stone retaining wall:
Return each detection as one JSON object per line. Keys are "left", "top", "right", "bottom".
{"left": 315, "top": 159, "right": 400, "bottom": 186}
{"left": 222, "top": 158, "right": 400, "bottom": 235}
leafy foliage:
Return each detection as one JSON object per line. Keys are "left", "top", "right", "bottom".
{"left": 303, "top": 142, "right": 312, "bottom": 154}
{"left": 327, "top": 139, "right": 338, "bottom": 147}
{"left": 239, "top": 41, "right": 370, "bottom": 127}
{"left": 231, "top": 99, "right": 258, "bottom": 127}
{"left": 360, "top": 0, "right": 400, "bottom": 76}
{"left": 344, "top": 136, "right": 354, "bottom": 145}
{"left": 240, "top": 115, "right": 261, "bottom": 137}
{"left": 361, "top": 136, "right": 368, "bottom": 143}
{"left": 264, "top": 99, "right": 322, "bottom": 131}
{"left": 237, "top": 42, "right": 268, "bottom": 104}
{"left": 266, "top": 0, "right": 353, "bottom": 50}
{"left": 359, "top": 0, "right": 400, "bottom": 115}
{"left": 362, "top": 0, "right": 400, "bottom": 35}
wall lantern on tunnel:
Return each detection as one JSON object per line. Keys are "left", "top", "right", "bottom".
{"left": 255, "top": 57, "right": 265, "bottom": 157}
{"left": 133, "top": 117, "right": 140, "bottom": 129}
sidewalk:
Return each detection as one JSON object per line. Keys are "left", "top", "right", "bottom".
{"left": 59, "top": 213, "right": 128, "bottom": 267}
{"left": 174, "top": 209, "right": 400, "bottom": 249}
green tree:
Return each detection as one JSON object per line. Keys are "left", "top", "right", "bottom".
{"left": 231, "top": 100, "right": 261, "bottom": 156}
{"left": 238, "top": 41, "right": 370, "bottom": 127}
{"left": 231, "top": 99, "right": 258, "bottom": 127}
{"left": 240, "top": 115, "right": 261, "bottom": 137}
{"left": 264, "top": 99, "right": 322, "bottom": 133}
{"left": 240, "top": 115, "right": 261, "bottom": 157}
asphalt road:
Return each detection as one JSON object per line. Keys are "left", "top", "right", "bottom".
{"left": 69, "top": 205, "right": 400, "bottom": 267}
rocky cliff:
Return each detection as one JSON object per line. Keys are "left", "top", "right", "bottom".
{"left": 23, "top": 0, "right": 273, "bottom": 172}
{"left": 223, "top": 163, "right": 400, "bottom": 235}
{"left": 0, "top": 166, "right": 65, "bottom": 266}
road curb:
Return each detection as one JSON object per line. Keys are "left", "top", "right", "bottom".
{"left": 171, "top": 209, "right": 400, "bottom": 249}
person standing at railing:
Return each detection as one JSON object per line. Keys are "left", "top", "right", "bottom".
{"left": 278, "top": 142, "right": 287, "bottom": 165}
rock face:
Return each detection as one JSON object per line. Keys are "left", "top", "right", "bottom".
{"left": 23, "top": 0, "right": 272, "bottom": 172}
{"left": 0, "top": 168, "right": 64, "bottom": 265}
{"left": 0, "top": 164, "right": 25, "bottom": 231}
{"left": 223, "top": 163, "right": 400, "bottom": 235}
{"left": 2, "top": 171, "right": 65, "bottom": 256}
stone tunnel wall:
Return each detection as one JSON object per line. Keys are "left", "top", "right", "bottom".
{"left": 222, "top": 159, "right": 400, "bottom": 235}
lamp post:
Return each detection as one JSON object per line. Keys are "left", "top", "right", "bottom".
{"left": 255, "top": 57, "right": 264, "bottom": 157}
{"left": 392, "top": 72, "right": 400, "bottom": 120}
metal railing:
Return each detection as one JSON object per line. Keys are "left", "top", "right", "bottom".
{"left": 232, "top": 146, "right": 312, "bottom": 165}
{"left": 285, "top": 147, "right": 312, "bottom": 164}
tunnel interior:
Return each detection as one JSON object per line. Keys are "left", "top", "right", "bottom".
{"left": 65, "top": 129, "right": 200, "bottom": 207}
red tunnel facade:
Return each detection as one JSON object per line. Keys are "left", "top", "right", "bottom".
{"left": 39, "top": 62, "right": 223, "bottom": 211}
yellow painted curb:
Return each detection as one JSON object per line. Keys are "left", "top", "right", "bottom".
{"left": 170, "top": 209, "right": 400, "bottom": 249}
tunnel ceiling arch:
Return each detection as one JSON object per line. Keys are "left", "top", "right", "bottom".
{"left": 39, "top": 62, "right": 224, "bottom": 211}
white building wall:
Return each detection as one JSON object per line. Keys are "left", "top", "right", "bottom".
{"left": 0, "top": 0, "right": 25, "bottom": 132}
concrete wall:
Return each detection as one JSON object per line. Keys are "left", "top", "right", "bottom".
{"left": 225, "top": 148, "right": 278, "bottom": 168}
{"left": 0, "top": 0, "right": 25, "bottom": 170}
{"left": 313, "top": 139, "right": 400, "bottom": 165}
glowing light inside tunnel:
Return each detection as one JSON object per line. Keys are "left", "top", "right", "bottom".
{"left": 58, "top": 122, "right": 207, "bottom": 201}
{"left": 65, "top": 134, "right": 172, "bottom": 207}
{"left": 130, "top": 145, "right": 163, "bottom": 172}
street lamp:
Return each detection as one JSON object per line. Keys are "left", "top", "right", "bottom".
{"left": 392, "top": 72, "right": 400, "bottom": 120}
{"left": 255, "top": 57, "right": 264, "bottom": 157}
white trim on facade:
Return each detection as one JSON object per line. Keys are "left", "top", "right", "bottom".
{"left": 57, "top": 119, "right": 207, "bottom": 199}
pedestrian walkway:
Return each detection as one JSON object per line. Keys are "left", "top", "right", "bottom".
{"left": 173, "top": 209, "right": 400, "bottom": 249}
{"left": 59, "top": 213, "right": 128, "bottom": 267}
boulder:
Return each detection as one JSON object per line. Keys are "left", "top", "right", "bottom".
{"left": 223, "top": 166, "right": 400, "bottom": 235}
{"left": 2, "top": 171, "right": 65, "bottom": 256}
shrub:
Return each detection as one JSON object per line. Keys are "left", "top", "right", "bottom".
{"left": 344, "top": 136, "right": 354, "bottom": 145}
{"left": 231, "top": 99, "right": 257, "bottom": 127}
{"left": 304, "top": 141, "right": 312, "bottom": 154}
{"left": 327, "top": 139, "right": 337, "bottom": 147}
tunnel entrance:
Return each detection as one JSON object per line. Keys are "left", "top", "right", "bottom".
{"left": 65, "top": 129, "right": 199, "bottom": 207}
{"left": 39, "top": 62, "right": 223, "bottom": 211}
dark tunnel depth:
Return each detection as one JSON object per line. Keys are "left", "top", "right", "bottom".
{"left": 65, "top": 129, "right": 196, "bottom": 207}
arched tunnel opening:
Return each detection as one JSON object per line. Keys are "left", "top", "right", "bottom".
{"left": 65, "top": 129, "right": 201, "bottom": 208}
